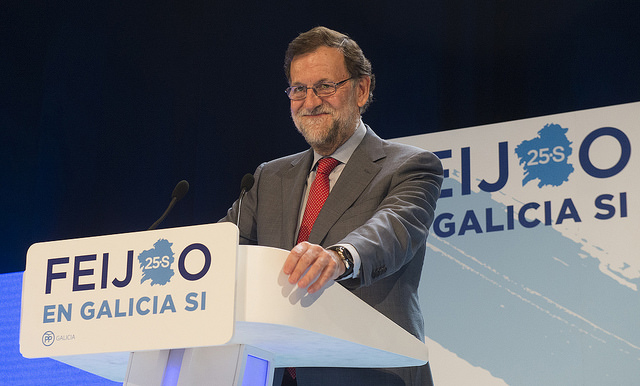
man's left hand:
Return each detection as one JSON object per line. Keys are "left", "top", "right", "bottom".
{"left": 283, "top": 241, "right": 346, "bottom": 294}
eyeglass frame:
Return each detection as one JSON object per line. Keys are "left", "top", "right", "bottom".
{"left": 284, "top": 77, "right": 354, "bottom": 100}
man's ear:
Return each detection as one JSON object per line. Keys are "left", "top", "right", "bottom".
{"left": 356, "top": 76, "right": 371, "bottom": 108}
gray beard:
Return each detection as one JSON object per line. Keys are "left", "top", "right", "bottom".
{"left": 294, "top": 108, "right": 358, "bottom": 155}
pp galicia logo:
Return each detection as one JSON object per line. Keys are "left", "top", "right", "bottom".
{"left": 42, "top": 331, "right": 55, "bottom": 346}
{"left": 515, "top": 123, "right": 574, "bottom": 187}
{"left": 137, "top": 239, "right": 175, "bottom": 286}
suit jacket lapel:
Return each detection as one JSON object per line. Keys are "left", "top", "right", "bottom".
{"left": 279, "top": 149, "right": 314, "bottom": 248}
{"left": 308, "top": 128, "right": 385, "bottom": 245}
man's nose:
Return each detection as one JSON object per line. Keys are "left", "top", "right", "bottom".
{"left": 301, "top": 89, "right": 323, "bottom": 109}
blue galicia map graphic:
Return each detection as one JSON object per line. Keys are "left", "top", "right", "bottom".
{"left": 515, "top": 123, "right": 574, "bottom": 187}
{"left": 137, "top": 238, "right": 175, "bottom": 286}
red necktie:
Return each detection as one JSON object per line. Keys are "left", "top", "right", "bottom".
{"left": 296, "top": 157, "right": 340, "bottom": 244}
{"left": 288, "top": 157, "right": 339, "bottom": 380}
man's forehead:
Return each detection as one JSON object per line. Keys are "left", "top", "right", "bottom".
{"left": 290, "top": 46, "right": 348, "bottom": 82}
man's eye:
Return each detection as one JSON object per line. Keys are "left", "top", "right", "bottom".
{"left": 316, "top": 83, "right": 333, "bottom": 90}
{"left": 293, "top": 86, "right": 306, "bottom": 93}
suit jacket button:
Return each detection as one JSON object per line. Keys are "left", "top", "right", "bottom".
{"left": 372, "top": 267, "right": 385, "bottom": 278}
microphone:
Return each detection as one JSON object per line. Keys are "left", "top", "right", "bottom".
{"left": 148, "top": 180, "right": 190, "bottom": 230}
{"left": 236, "top": 173, "right": 254, "bottom": 226}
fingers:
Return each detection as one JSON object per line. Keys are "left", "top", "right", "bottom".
{"left": 284, "top": 242, "right": 343, "bottom": 294}
{"left": 282, "top": 243, "right": 302, "bottom": 276}
{"left": 285, "top": 242, "right": 325, "bottom": 286}
{"left": 306, "top": 257, "right": 339, "bottom": 294}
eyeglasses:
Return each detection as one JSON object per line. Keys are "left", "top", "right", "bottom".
{"left": 285, "top": 77, "right": 353, "bottom": 100}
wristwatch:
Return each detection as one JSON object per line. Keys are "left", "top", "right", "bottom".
{"left": 329, "top": 245, "right": 354, "bottom": 280}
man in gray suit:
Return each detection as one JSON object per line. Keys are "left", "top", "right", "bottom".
{"left": 222, "top": 26, "right": 443, "bottom": 386}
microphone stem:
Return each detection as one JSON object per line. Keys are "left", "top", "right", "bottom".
{"left": 236, "top": 189, "right": 247, "bottom": 227}
{"left": 148, "top": 197, "right": 177, "bottom": 230}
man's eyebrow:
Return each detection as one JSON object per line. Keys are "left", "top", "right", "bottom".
{"left": 291, "top": 78, "right": 333, "bottom": 86}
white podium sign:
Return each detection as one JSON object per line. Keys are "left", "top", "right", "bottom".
{"left": 20, "top": 223, "right": 238, "bottom": 357}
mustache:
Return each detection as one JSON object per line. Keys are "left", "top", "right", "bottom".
{"left": 297, "top": 105, "right": 334, "bottom": 117}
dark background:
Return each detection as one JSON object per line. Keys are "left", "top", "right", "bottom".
{"left": 2, "top": 0, "right": 639, "bottom": 273}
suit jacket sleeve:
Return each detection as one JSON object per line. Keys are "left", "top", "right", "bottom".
{"left": 339, "top": 149, "right": 443, "bottom": 288}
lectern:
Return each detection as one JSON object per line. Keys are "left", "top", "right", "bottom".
{"left": 21, "top": 223, "right": 428, "bottom": 385}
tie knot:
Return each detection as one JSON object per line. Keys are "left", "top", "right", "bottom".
{"left": 317, "top": 157, "right": 340, "bottom": 175}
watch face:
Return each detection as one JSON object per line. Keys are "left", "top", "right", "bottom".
{"left": 331, "top": 246, "right": 353, "bottom": 279}
{"left": 340, "top": 249, "right": 352, "bottom": 270}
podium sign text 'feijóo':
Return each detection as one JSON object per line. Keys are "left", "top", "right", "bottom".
{"left": 20, "top": 223, "right": 238, "bottom": 358}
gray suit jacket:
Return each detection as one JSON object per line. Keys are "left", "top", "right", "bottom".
{"left": 222, "top": 126, "right": 443, "bottom": 385}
